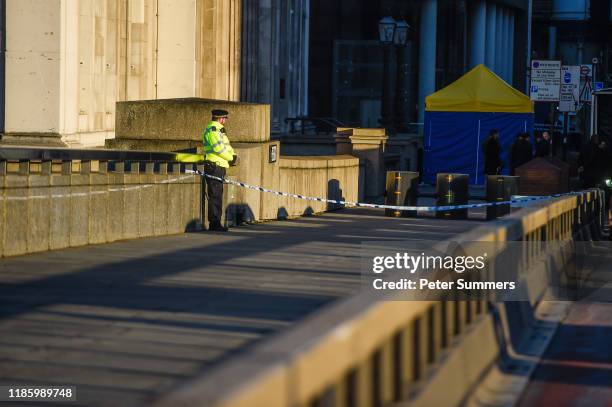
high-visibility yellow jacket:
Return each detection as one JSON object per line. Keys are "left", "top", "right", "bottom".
{"left": 203, "top": 121, "right": 235, "bottom": 168}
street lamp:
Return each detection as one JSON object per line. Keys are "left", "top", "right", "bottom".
{"left": 393, "top": 20, "right": 410, "bottom": 132}
{"left": 393, "top": 19, "right": 409, "bottom": 46}
{"left": 379, "top": 17, "right": 396, "bottom": 129}
{"left": 379, "top": 16, "right": 396, "bottom": 44}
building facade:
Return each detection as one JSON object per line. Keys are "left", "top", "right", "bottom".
{"left": 531, "top": 0, "right": 612, "bottom": 130}
{"left": 1, "top": 0, "right": 241, "bottom": 147}
{"left": 309, "top": 0, "right": 531, "bottom": 128}
{"left": 1, "top": 0, "right": 555, "bottom": 147}
{"left": 240, "top": 0, "right": 310, "bottom": 133}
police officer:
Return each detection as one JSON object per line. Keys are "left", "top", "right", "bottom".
{"left": 203, "top": 109, "right": 237, "bottom": 232}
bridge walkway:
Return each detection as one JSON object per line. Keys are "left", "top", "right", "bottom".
{"left": 0, "top": 208, "right": 480, "bottom": 406}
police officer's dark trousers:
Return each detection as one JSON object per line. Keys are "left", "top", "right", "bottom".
{"left": 204, "top": 161, "right": 226, "bottom": 227}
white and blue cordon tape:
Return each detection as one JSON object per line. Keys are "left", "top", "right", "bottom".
{"left": 186, "top": 169, "right": 581, "bottom": 212}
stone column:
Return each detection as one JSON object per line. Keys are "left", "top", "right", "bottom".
{"left": 196, "top": 0, "right": 241, "bottom": 101}
{"left": 509, "top": 11, "right": 515, "bottom": 84}
{"left": 0, "top": 0, "right": 5, "bottom": 133}
{"left": 469, "top": 0, "right": 486, "bottom": 68}
{"left": 338, "top": 127, "right": 388, "bottom": 200}
{"left": 3, "top": 0, "right": 242, "bottom": 148}
{"left": 485, "top": 2, "right": 497, "bottom": 70}
{"left": 240, "top": 0, "right": 309, "bottom": 133}
{"left": 503, "top": 9, "right": 512, "bottom": 82}
{"left": 418, "top": 0, "right": 437, "bottom": 125}
{"left": 2, "top": 0, "right": 70, "bottom": 146}
{"left": 380, "top": 44, "right": 396, "bottom": 129}
{"left": 495, "top": 6, "right": 504, "bottom": 78}
{"left": 394, "top": 42, "right": 412, "bottom": 132}
{"left": 548, "top": 26, "right": 557, "bottom": 59}
{"left": 333, "top": 132, "right": 352, "bottom": 155}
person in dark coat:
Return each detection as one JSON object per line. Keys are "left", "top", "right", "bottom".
{"left": 509, "top": 132, "right": 534, "bottom": 175}
{"left": 579, "top": 135, "right": 600, "bottom": 188}
{"left": 535, "top": 131, "right": 551, "bottom": 157}
{"left": 483, "top": 129, "right": 503, "bottom": 176}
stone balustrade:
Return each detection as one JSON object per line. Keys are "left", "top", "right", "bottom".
{"left": 0, "top": 153, "right": 362, "bottom": 257}
{"left": 0, "top": 160, "right": 202, "bottom": 258}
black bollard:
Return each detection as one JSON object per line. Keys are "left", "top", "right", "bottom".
{"left": 486, "top": 175, "right": 519, "bottom": 220}
{"left": 384, "top": 171, "right": 419, "bottom": 217}
{"left": 436, "top": 173, "right": 468, "bottom": 219}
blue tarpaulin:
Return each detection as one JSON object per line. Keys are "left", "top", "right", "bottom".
{"left": 423, "top": 112, "right": 534, "bottom": 184}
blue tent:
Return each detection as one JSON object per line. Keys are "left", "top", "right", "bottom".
{"left": 423, "top": 65, "right": 534, "bottom": 184}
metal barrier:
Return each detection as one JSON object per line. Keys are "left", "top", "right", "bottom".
{"left": 486, "top": 175, "right": 519, "bottom": 220}
{"left": 436, "top": 173, "right": 469, "bottom": 219}
{"left": 384, "top": 171, "right": 419, "bottom": 217}
{"left": 154, "top": 189, "right": 604, "bottom": 407}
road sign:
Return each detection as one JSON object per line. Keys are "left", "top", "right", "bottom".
{"left": 579, "top": 64, "right": 593, "bottom": 102}
{"left": 530, "top": 60, "right": 561, "bottom": 102}
{"left": 559, "top": 65, "right": 580, "bottom": 112}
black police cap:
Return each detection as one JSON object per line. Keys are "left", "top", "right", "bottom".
{"left": 211, "top": 109, "right": 229, "bottom": 118}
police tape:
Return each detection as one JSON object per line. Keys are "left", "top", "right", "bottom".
{"left": 185, "top": 169, "right": 581, "bottom": 212}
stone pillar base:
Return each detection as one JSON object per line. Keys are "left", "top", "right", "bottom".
{"left": 0, "top": 133, "right": 68, "bottom": 147}
{"left": 337, "top": 127, "right": 388, "bottom": 200}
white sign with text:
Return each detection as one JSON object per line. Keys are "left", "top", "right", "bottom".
{"left": 530, "top": 60, "right": 561, "bottom": 102}
{"left": 559, "top": 65, "right": 580, "bottom": 112}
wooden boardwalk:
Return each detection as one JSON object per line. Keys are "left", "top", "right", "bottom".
{"left": 0, "top": 208, "right": 480, "bottom": 406}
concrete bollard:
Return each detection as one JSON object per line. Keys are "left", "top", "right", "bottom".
{"left": 436, "top": 173, "right": 469, "bottom": 220}
{"left": 486, "top": 175, "right": 519, "bottom": 220}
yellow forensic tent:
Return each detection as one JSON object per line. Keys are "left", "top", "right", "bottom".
{"left": 423, "top": 64, "right": 535, "bottom": 185}
{"left": 425, "top": 64, "right": 533, "bottom": 113}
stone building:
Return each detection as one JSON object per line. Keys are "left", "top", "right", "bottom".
{"left": 309, "top": 0, "right": 532, "bottom": 128}
{"left": 240, "top": 0, "right": 310, "bottom": 133}
{"left": 1, "top": 0, "right": 241, "bottom": 147}
{"left": 1, "top": 0, "right": 540, "bottom": 147}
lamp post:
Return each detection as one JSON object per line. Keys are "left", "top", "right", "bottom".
{"left": 379, "top": 16, "right": 396, "bottom": 129}
{"left": 393, "top": 19, "right": 410, "bottom": 133}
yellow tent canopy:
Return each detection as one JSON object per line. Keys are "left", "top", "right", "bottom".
{"left": 425, "top": 64, "right": 533, "bottom": 113}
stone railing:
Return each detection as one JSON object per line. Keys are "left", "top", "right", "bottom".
{"left": 221, "top": 153, "right": 360, "bottom": 225}
{"left": 277, "top": 155, "right": 360, "bottom": 218}
{"left": 0, "top": 153, "right": 363, "bottom": 257}
{"left": 153, "top": 189, "right": 605, "bottom": 407}
{"left": 0, "top": 160, "right": 202, "bottom": 258}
